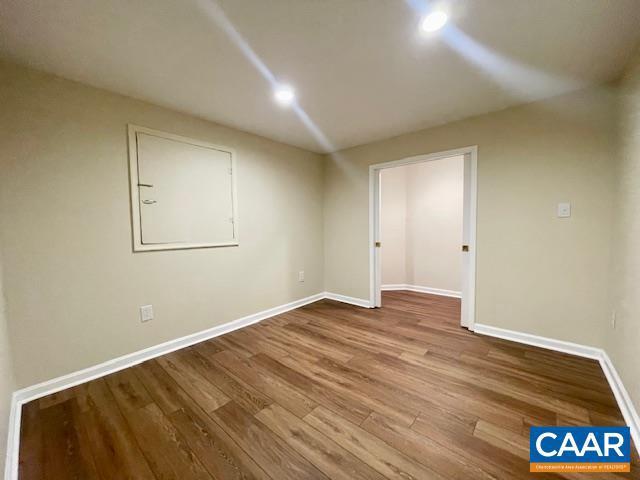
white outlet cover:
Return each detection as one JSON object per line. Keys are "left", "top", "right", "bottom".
{"left": 140, "top": 304, "right": 154, "bottom": 322}
{"left": 557, "top": 202, "right": 571, "bottom": 218}
{"left": 298, "top": 271, "right": 305, "bottom": 282}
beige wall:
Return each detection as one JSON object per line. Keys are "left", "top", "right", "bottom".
{"left": 0, "top": 61, "right": 325, "bottom": 388}
{"left": 406, "top": 157, "right": 463, "bottom": 292}
{"left": 325, "top": 86, "right": 617, "bottom": 347}
{"left": 609, "top": 50, "right": 640, "bottom": 413}
{"left": 0, "top": 260, "right": 15, "bottom": 475}
{"left": 380, "top": 167, "right": 407, "bottom": 285}
{"left": 380, "top": 156, "right": 464, "bottom": 292}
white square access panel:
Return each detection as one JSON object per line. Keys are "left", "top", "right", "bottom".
{"left": 128, "top": 125, "right": 238, "bottom": 251}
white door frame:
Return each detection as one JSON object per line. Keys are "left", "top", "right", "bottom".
{"left": 368, "top": 145, "right": 478, "bottom": 330}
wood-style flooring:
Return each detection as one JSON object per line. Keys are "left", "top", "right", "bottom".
{"left": 19, "top": 291, "right": 640, "bottom": 479}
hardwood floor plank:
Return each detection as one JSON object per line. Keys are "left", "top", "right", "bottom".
{"left": 226, "top": 328, "right": 291, "bottom": 358}
{"left": 284, "top": 323, "right": 382, "bottom": 358}
{"left": 305, "top": 310, "right": 430, "bottom": 354}
{"left": 37, "top": 389, "right": 75, "bottom": 410}
{"left": 169, "top": 406, "right": 272, "bottom": 480}
{"left": 486, "top": 348, "right": 608, "bottom": 390}
{"left": 256, "top": 404, "right": 386, "bottom": 480}
{"left": 132, "top": 360, "right": 184, "bottom": 414}
{"left": 398, "top": 351, "right": 591, "bottom": 421}
{"left": 361, "top": 411, "right": 496, "bottom": 480}
{"left": 459, "top": 352, "right": 619, "bottom": 410}
{"left": 384, "top": 351, "right": 558, "bottom": 427}
{"left": 134, "top": 358, "right": 271, "bottom": 480}
{"left": 212, "top": 336, "right": 256, "bottom": 358}
{"left": 179, "top": 348, "right": 272, "bottom": 415}
{"left": 415, "top": 400, "right": 480, "bottom": 437}
{"left": 81, "top": 379, "right": 156, "bottom": 480}
{"left": 278, "top": 355, "right": 418, "bottom": 426}
{"left": 156, "top": 353, "right": 230, "bottom": 412}
{"left": 206, "top": 348, "right": 318, "bottom": 418}
{"left": 40, "top": 399, "right": 100, "bottom": 480}
{"left": 117, "top": 402, "right": 212, "bottom": 480}
{"left": 209, "top": 401, "right": 328, "bottom": 480}
{"left": 304, "top": 406, "right": 445, "bottom": 480}
{"left": 253, "top": 324, "right": 328, "bottom": 363}
{"left": 19, "top": 401, "right": 44, "bottom": 480}
{"left": 347, "top": 353, "right": 530, "bottom": 432}
{"left": 107, "top": 363, "right": 213, "bottom": 479}
{"left": 265, "top": 324, "right": 354, "bottom": 363}
{"left": 250, "top": 352, "right": 371, "bottom": 425}
{"left": 300, "top": 319, "right": 427, "bottom": 356}
{"left": 104, "top": 368, "right": 154, "bottom": 412}
{"left": 411, "top": 412, "right": 561, "bottom": 480}
{"left": 473, "top": 420, "right": 530, "bottom": 460}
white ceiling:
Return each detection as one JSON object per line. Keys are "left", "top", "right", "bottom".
{"left": 2, "top": 0, "right": 640, "bottom": 153}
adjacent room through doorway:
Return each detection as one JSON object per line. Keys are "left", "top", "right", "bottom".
{"left": 380, "top": 154, "right": 464, "bottom": 297}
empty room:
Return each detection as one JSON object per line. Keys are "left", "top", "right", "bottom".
{"left": 1, "top": 0, "right": 640, "bottom": 479}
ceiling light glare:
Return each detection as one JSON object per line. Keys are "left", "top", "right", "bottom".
{"left": 421, "top": 11, "right": 448, "bottom": 33}
{"left": 274, "top": 85, "right": 295, "bottom": 106}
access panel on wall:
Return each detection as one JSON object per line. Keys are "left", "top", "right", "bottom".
{"left": 128, "top": 125, "right": 238, "bottom": 251}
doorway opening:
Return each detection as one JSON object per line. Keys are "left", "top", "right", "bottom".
{"left": 369, "top": 146, "right": 477, "bottom": 330}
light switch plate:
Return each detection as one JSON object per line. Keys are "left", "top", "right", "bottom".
{"left": 298, "top": 271, "right": 305, "bottom": 282}
{"left": 557, "top": 202, "right": 571, "bottom": 218}
{"left": 140, "top": 304, "right": 154, "bottom": 322}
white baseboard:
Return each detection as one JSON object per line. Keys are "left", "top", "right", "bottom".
{"left": 473, "top": 324, "right": 601, "bottom": 359}
{"left": 381, "top": 284, "right": 410, "bottom": 291}
{"left": 381, "top": 284, "right": 461, "bottom": 298}
{"left": 599, "top": 350, "right": 640, "bottom": 455}
{"left": 474, "top": 323, "right": 640, "bottom": 455}
{"left": 324, "top": 292, "right": 373, "bottom": 308}
{"left": 4, "top": 394, "right": 19, "bottom": 480}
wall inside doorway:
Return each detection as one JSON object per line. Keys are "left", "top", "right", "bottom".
{"left": 380, "top": 155, "right": 464, "bottom": 293}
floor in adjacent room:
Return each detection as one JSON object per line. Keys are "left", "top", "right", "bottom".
{"left": 18, "top": 291, "right": 640, "bottom": 479}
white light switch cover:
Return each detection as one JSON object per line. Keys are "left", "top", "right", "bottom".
{"left": 557, "top": 202, "right": 571, "bottom": 218}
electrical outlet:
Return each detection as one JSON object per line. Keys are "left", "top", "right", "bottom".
{"left": 140, "top": 304, "right": 154, "bottom": 322}
{"left": 298, "top": 271, "right": 305, "bottom": 282}
{"left": 557, "top": 202, "right": 571, "bottom": 218}
{"left": 611, "top": 310, "right": 616, "bottom": 329}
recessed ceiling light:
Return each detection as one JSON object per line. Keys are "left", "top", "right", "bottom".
{"left": 274, "top": 85, "right": 295, "bottom": 106}
{"left": 420, "top": 11, "right": 448, "bottom": 33}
